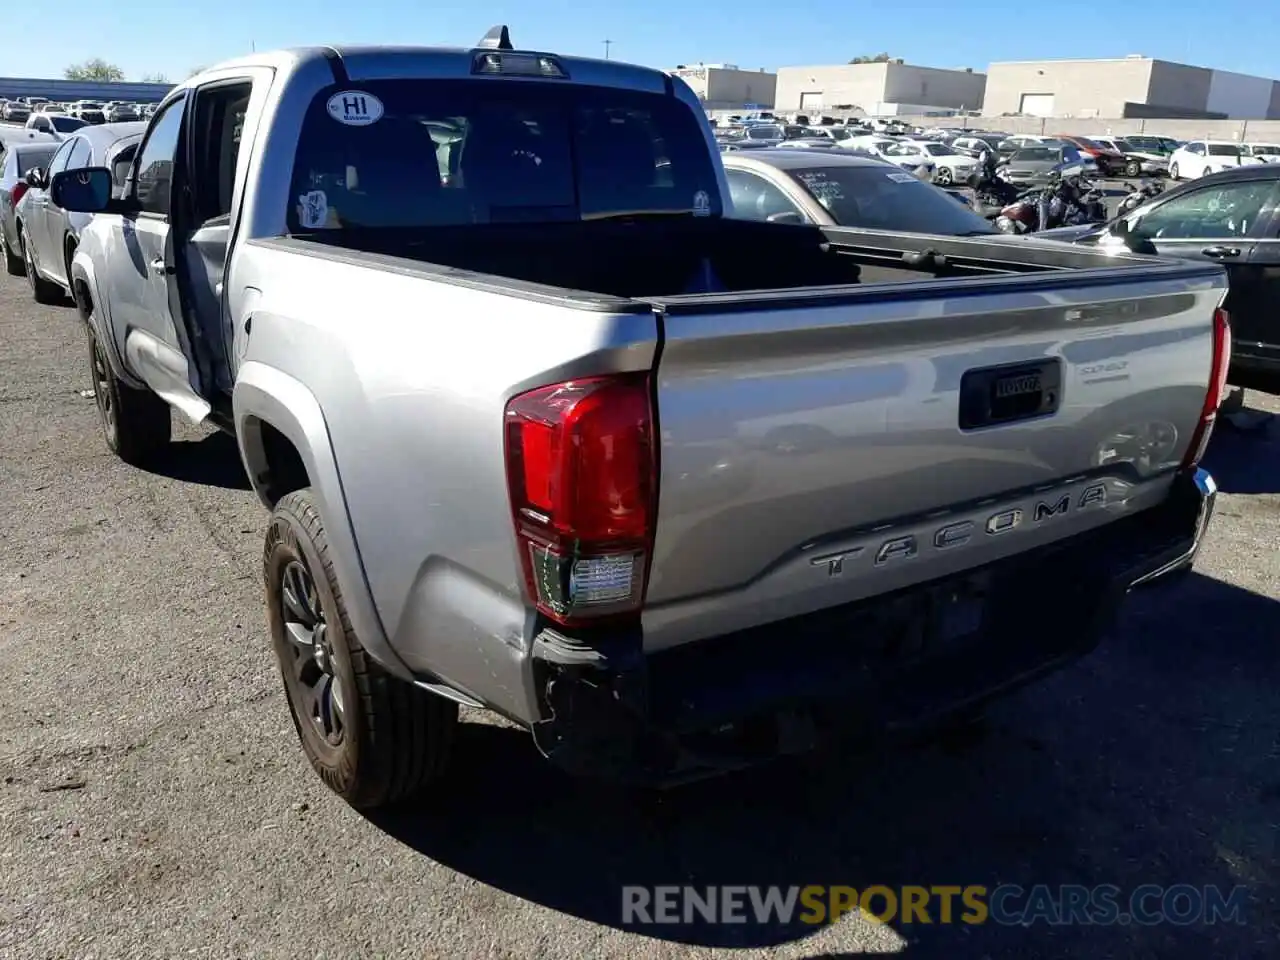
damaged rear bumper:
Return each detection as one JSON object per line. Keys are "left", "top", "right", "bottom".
{"left": 530, "top": 468, "right": 1217, "bottom": 786}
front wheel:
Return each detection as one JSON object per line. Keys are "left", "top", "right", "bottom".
{"left": 266, "top": 489, "right": 458, "bottom": 810}
{"left": 1203, "top": 167, "right": 1213, "bottom": 179}
{"left": 1125, "top": 160, "right": 1141, "bottom": 178}
{"left": 934, "top": 166, "right": 954, "bottom": 185}
{"left": 1169, "top": 162, "right": 1180, "bottom": 180}
{"left": 87, "top": 323, "right": 171, "bottom": 465}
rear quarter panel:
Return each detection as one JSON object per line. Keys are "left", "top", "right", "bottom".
{"left": 232, "top": 241, "right": 659, "bottom": 714}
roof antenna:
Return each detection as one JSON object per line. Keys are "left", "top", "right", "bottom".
{"left": 477, "top": 25, "right": 514, "bottom": 51}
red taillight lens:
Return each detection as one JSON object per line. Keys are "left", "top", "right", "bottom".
{"left": 1182, "top": 306, "right": 1232, "bottom": 469}
{"left": 11, "top": 183, "right": 28, "bottom": 207}
{"left": 504, "top": 374, "right": 657, "bottom": 625}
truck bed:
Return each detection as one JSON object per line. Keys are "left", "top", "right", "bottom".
{"left": 288, "top": 217, "right": 1114, "bottom": 301}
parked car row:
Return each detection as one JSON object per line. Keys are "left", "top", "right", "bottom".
{"left": 1, "top": 96, "right": 158, "bottom": 126}
{"left": 0, "top": 122, "right": 145, "bottom": 294}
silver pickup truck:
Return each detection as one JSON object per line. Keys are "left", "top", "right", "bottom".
{"left": 52, "top": 27, "right": 1228, "bottom": 807}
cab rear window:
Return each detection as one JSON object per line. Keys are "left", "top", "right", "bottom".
{"left": 288, "top": 79, "right": 722, "bottom": 231}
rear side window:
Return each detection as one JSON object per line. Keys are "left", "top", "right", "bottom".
{"left": 16, "top": 147, "right": 55, "bottom": 176}
{"left": 288, "top": 79, "right": 721, "bottom": 231}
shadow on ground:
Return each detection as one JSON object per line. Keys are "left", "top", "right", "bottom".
{"left": 143, "top": 431, "right": 250, "bottom": 490}
{"left": 372, "top": 572, "right": 1280, "bottom": 958}
{"left": 1202, "top": 405, "right": 1279, "bottom": 495}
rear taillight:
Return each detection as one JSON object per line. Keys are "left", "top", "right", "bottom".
{"left": 504, "top": 374, "right": 657, "bottom": 626}
{"left": 11, "top": 183, "right": 28, "bottom": 207}
{"left": 1182, "top": 306, "right": 1232, "bottom": 469}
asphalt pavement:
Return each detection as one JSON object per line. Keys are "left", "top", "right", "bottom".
{"left": 1, "top": 270, "right": 1278, "bottom": 960}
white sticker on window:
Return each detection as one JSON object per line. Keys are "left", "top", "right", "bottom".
{"left": 886, "top": 172, "right": 918, "bottom": 183}
{"left": 297, "top": 190, "right": 331, "bottom": 229}
{"left": 692, "top": 190, "right": 711, "bottom": 216}
{"left": 326, "top": 91, "right": 384, "bottom": 127}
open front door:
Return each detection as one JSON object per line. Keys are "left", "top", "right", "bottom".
{"left": 110, "top": 91, "right": 213, "bottom": 423}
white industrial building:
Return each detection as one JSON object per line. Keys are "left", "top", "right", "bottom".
{"left": 982, "top": 56, "right": 1280, "bottom": 120}
{"left": 666, "top": 63, "right": 777, "bottom": 110}
{"left": 774, "top": 61, "right": 986, "bottom": 116}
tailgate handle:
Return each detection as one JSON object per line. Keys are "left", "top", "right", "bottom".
{"left": 1201, "top": 245, "right": 1241, "bottom": 259}
{"left": 959, "top": 359, "right": 1063, "bottom": 431}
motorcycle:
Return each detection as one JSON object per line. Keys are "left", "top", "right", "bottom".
{"left": 1116, "top": 179, "right": 1165, "bottom": 216}
{"left": 995, "top": 174, "right": 1108, "bottom": 235}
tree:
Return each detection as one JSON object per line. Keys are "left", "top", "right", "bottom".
{"left": 64, "top": 58, "right": 125, "bottom": 82}
{"left": 849, "top": 53, "right": 892, "bottom": 64}
{"left": 140, "top": 72, "right": 168, "bottom": 83}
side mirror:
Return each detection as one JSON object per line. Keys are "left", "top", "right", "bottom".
{"left": 766, "top": 210, "right": 805, "bottom": 225}
{"left": 24, "top": 168, "right": 45, "bottom": 188}
{"left": 49, "top": 167, "right": 113, "bottom": 213}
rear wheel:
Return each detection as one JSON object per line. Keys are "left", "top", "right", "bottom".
{"left": 20, "top": 225, "right": 64, "bottom": 305}
{"left": 87, "top": 323, "right": 171, "bottom": 465}
{"left": 1170, "top": 162, "right": 1180, "bottom": 180}
{"left": 1, "top": 227, "right": 23, "bottom": 276}
{"left": 935, "top": 166, "right": 954, "bottom": 185}
{"left": 266, "top": 489, "right": 458, "bottom": 810}
{"left": 1125, "top": 159, "right": 1141, "bottom": 178}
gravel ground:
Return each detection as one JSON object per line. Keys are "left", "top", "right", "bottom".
{"left": 0, "top": 270, "right": 1277, "bottom": 960}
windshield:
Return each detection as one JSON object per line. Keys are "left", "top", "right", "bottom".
{"left": 289, "top": 79, "right": 721, "bottom": 231}
{"left": 827, "top": 127, "right": 851, "bottom": 140}
{"left": 921, "top": 143, "right": 950, "bottom": 156}
{"left": 1112, "top": 139, "right": 1136, "bottom": 152}
{"left": 787, "top": 165, "right": 995, "bottom": 234}
{"left": 1014, "top": 147, "right": 1057, "bottom": 162}
{"left": 49, "top": 116, "right": 87, "bottom": 133}
{"left": 1208, "top": 144, "right": 1242, "bottom": 157}
{"left": 747, "top": 125, "right": 783, "bottom": 140}
{"left": 79, "top": 103, "right": 102, "bottom": 110}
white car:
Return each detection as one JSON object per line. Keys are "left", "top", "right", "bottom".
{"left": 1168, "top": 140, "right": 1262, "bottom": 180}
{"left": 1244, "top": 143, "right": 1280, "bottom": 163}
{"left": 888, "top": 139, "right": 978, "bottom": 185}
{"left": 842, "top": 135, "right": 935, "bottom": 180}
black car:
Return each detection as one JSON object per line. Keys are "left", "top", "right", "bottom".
{"left": 1038, "top": 165, "right": 1280, "bottom": 394}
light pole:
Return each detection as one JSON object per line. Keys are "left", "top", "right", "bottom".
{"left": 602, "top": 39, "right": 613, "bottom": 60}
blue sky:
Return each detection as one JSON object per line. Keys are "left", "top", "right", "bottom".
{"left": 13, "top": 0, "right": 1279, "bottom": 83}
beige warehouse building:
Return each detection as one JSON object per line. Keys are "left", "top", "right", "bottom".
{"left": 774, "top": 61, "right": 986, "bottom": 116}
{"left": 983, "top": 56, "right": 1280, "bottom": 119}
{"left": 667, "top": 63, "right": 777, "bottom": 110}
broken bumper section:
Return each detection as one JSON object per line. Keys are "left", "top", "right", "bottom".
{"left": 530, "top": 468, "right": 1217, "bottom": 785}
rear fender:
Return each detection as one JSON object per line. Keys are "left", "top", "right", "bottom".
{"left": 233, "top": 360, "right": 414, "bottom": 681}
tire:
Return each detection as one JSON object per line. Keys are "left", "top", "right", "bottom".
{"left": 935, "top": 166, "right": 953, "bottom": 185}
{"left": 19, "top": 225, "right": 65, "bottom": 305}
{"left": 1, "top": 227, "right": 23, "bottom": 276}
{"left": 1170, "top": 162, "right": 1180, "bottom": 180}
{"left": 265, "top": 489, "right": 458, "bottom": 810}
{"left": 1203, "top": 167, "right": 1213, "bottom": 179}
{"left": 1125, "top": 160, "right": 1141, "bottom": 178}
{"left": 87, "top": 323, "right": 171, "bottom": 465}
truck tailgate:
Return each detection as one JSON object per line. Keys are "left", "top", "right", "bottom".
{"left": 642, "top": 269, "right": 1227, "bottom": 649}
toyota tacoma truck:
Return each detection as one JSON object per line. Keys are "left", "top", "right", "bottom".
{"left": 54, "top": 27, "right": 1227, "bottom": 808}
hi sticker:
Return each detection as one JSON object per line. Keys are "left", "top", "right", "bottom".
{"left": 326, "top": 90, "right": 384, "bottom": 127}
{"left": 297, "top": 190, "right": 332, "bottom": 229}
{"left": 692, "top": 190, "right": 711, "bottom": 216}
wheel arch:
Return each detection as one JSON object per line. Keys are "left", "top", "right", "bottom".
{"left": 234, "top": 361, "right": 413, "bottom": 681}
